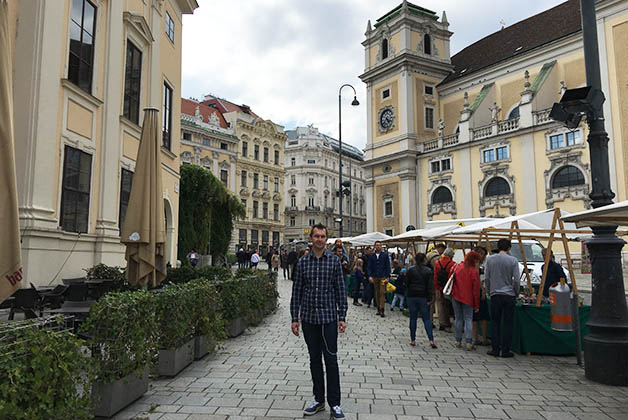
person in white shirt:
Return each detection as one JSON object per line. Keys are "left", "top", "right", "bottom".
{"left": 250, "top": 251, "right": 260, "bottom": 269}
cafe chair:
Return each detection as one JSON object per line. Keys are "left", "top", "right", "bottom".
{"left": 8, "top": 288, "right": 41, "bottom": 320}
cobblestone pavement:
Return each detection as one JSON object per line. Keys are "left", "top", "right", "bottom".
{"left": 116, "top": 273, "right": 628, "bottom": 420}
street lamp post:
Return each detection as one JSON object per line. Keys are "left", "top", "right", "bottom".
{"left": 551, "top": 0, "right": 628, "bottom": 385}
{"left": 338, "top": 84, "right": 359, "bottom": 238}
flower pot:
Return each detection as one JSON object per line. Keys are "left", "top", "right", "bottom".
{"left": 91, "top": 367, "right": 149, "bottom": 418}
{"left": 226, "top": 317, "right": 245, "bottom": 337}
{"left": 158, "top": 337, "right": 195, "bottom": 377}
{"left": 194, "top": 334, "right": 216, "bottom": 360}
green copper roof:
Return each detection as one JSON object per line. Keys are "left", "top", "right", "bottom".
{"left": 529, "top": 61, "right": 556, "bottom": 93}
{"left": 374, "top": 2, "right": 438, "bottom": 28}
{"left": 468, "top": 83, "right": 494, "bottom": 112}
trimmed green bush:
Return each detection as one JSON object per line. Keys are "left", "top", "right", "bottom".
{"left": 226, "top": 253, "right": 237, "bottom": 265}
{"left": 187, "top": 278, "right": 226, "bottom": 342}
{"left": 154, "top": 283, "right": 195, "bottom": 349}
{"left": 165, "top": 265, "right": 197, "bottom": 284}
{"left": 82, "top": 290, "right": 157, "bottom": 384}
{"left": 0, "top": 320, "right": 93, "bottom": 420}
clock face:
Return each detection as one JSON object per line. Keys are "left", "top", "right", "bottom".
{"left": 379, "top": 109, "right": 394, "bottom": 130}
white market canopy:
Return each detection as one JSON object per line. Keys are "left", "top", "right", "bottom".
{"left": 326, "top": 237, "right": 353, "bottom": 245}
{"left": 348, "top": 232, "right": 392, "bottom": 247}
{"left": 562, "top": 200, "right": 628, "bottom": 227}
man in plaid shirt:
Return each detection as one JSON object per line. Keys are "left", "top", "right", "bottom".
{"left": 291, "top": 223, "right": 347, "bottom": 419}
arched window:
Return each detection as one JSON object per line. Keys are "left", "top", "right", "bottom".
{"left": 432, "top": 186, "right": 453, "bottom": 204}
{"left": 485, "top": 177, "right": 510, "bottom": 197}
{"left": 382, "top": 38, "right": 388, "bottom": 59}
{"left": 508, "top": 106, "right": 520, "bottom": 120}
{"left": 424, "top": 34, "right": 431, "bottom": 55}
{"left": 552, "top": 166, "right": 585, "bottom": 188}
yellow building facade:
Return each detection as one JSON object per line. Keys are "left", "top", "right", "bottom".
{"left": 8, "top": 0, "right": 197, "bottom": 286}
{"left": 361, "top": 0, "right": 628, "bottom": 236}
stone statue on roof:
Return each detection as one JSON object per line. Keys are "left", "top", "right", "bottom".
{"left": 489, "top": 101, "right": 501, "bottom": 122}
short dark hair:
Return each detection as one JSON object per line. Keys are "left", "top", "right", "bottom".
{"left": 473, "top": 246, "right": 487, "bottom": 256}
{"left": 309, "top": 223, "right": 328, "bottom": 238}
{"left": 374, "top": 240, "right": 382, "bottom": 246}
{"left": 333, "top": 245, "right": 343, "bottom": 253}
{"left": 435, "top": 243, "right": 446, "bottom": 250}
{"left": 497, "top": 239, "right": 512, "bottom": 251}
{"left": 415, "top": 252, "right": 427, "bottom": 265}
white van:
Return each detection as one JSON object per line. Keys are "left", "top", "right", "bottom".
{"left": 506, "top": 240, "right": 571, "bottom": 287}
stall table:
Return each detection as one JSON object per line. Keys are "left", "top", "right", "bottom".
{"left": 487, "top": 299, "right": 590, "bottom": 355}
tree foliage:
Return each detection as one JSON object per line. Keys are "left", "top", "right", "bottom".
{"left": 178, "top": 164, "right": 245, "bottom": 262}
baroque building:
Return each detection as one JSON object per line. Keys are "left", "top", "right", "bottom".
{"left": 284, "top": 125, "right": 367, "bottom": 242}
{"left": 361, "top": 0, "right": 628, "bottom": 234}
{"left": 180, "top": 98, "right": 238, "bottom": 192}
{"left": 199, "top": 95, "right": 287, "bottom": 254}
{"left": 8, "top": 0, "right": 197, "bottom": 286}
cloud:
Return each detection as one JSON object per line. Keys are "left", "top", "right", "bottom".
{"left": 182, "top": 0, "right": 565, "bottom": 151}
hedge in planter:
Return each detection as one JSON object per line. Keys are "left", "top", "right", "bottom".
{"left": 187, "top": 278, "right": 226, "bottom": 358}
{"left": 0, "top": 318, "right": 93, "bottom": 420}
{"left": 82, "top": 289, "right": 157, "bottom": 385}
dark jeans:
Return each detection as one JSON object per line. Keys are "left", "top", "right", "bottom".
{"left": 363, "top": 280, "right": 375, "bottom": 305}
{"left": 302, "top": 321, "right": 341, "bottom": 407}
{"left": 407, "top": 297, "right": 434, "bottom": 342}
{"left": 353, "top": 276, "right": 362, "bottom": 303}
{"left": 490, "top": 294, "right": 516, "bottom": 354}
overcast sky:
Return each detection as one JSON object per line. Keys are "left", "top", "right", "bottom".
{"left": 181, "top": 0, "right": 566, "bottom": 151}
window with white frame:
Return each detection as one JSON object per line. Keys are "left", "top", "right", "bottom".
{"left": 290, "top": 216, "right": 295, "bottom": 226}
{"left": 307, "top": 159, "right": 315, "bottom": 164}
{"left": 424, "top": 84, "right": 434, "bottom": 96}
{"left": 548, "top": 129, "right": 583, "bottom": 150}
{"left": 384, "top": 198, "right": 393, "bottom": 218}
{"left": 165, "top": 11, "right": 175, "bottom": 43}
{"left": 308, "top": 176, "right": 314, "bottom": 186}
{"left": 291, "top": 174, "right": 296, "bottom": 185}
{"left": 308, "top": 196, "right": 315, "bottom": 207}
{"left": 482, "top": 145, "right": 509, "bottom": 163}
{"left": 430, "top": 157, "right": 452, "bottom": 174}
{"left": 385, "top": 229, "right": 393, "bottom": 236}
{"left": 309, "top": 218, "right": 316, "bottom": 226}
{"left": 290, "top": 195, "right": 296, "bottom": 207}
{"left": 291, "top": 157, "right": 296, "bottom": 166}
{"left": 425, "top": 106, "right": 435, "bottom": 129}
{"left": 263, "top": 175, "right": 268, "bottom": 190}
{"left": 274, "top": 177, "right": 279, "bottom": 192}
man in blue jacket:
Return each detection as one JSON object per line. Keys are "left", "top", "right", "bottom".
{"left": 367, "top": 240, "right": 391, "bottom": 317}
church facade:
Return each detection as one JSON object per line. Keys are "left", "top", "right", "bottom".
{"left": 361, "top": 0, "right": 628, "bottom": 234}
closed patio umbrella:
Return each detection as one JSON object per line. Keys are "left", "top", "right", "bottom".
{"left": 121, "top": 108, "right": 166, "bottom": 287}
{"left": 0, "top": 0, "right": 24, "bottom": 303}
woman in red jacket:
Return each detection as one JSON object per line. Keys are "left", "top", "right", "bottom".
{"left": 451, "top": 251, "right": 481, "bottom": 351}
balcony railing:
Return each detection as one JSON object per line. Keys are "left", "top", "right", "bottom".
{"left": 497, "top": 117, "right": 519, "bottom": 134}
{"left": 442, "top": 133, "right": 459, "bottom": 147}
{"left": 305, "top": 206, "right": 320, "bottom": 211}
{"left": 424, "top": 139, "right": 439, "bottom": 151}
{"left": 285, "top": 206, "right": 298, "bottom": 212}
{"left": 533, "top": 108, "right": 552, "bottom": 125}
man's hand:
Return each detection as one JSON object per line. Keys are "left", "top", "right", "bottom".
{"left": 368, "top": 277, "right": 374, "bottom": 284}
{"left": 291, "top": 321, "right": 300, "bottom": 337}
{"left": 338, "top": 321, "right": 346, "bottom": 333}
{"left": 384, "top": 278, "right": 389, "bottom": 284}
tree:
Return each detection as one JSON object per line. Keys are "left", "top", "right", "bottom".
{"left": 178, "top": 164, "right": 244, "bottom": 263}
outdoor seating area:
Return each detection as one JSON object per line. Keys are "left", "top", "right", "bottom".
{"left": 0, "top": 266, "right": 278, "bottom": 419}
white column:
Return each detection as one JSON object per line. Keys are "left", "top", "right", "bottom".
{"left": 365, "top": 84, "right": 373, "bottom": 160}
{"left": 229, "top": 156, "right": 236, "bottom": 192}
{"left": 149, "top": 2, "right": 162, "bottom": 107}
{"left": 416, "top": 159, "right": 423, "bottom": 227}
{"left": 400, "top": 175, "right": 417, "bottom": 230}
{"left": 96, "top": 0, "right": 124, "bottom": 236}
{"left": 598, "top": 17, "right": 618, "bottom": 194}
{"left": 213, "top": 151, "right": 218, "bottom": 175}
{"left": 365, "top": 179, "right": 374, "bottom": 232}
{"left": 458, "top": 148, "right": 473, "bottom": 217}
{"left": 13, "top": 0, "right": 65, "bottom": 229}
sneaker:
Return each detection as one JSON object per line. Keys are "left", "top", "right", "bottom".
{"left": 303, "top": 400, "right": 325, "bottom": 416}
{"left": 455, "top": 341, "right": 462, "bottom": 349}
{"left": 330, "top": 405, "right": 345, "bottom": 419}
{"left": 486, "top": 350, "right": 500, "bottom": 357}
{"left": 390, "top": 307, "right": 394, "bottom": 311}
{"left": 466, "top": 343, "right": 476, "bottom": 351}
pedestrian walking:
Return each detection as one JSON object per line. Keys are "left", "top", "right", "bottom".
{"left": 271, "top": 252, "right": 280, "bottom": 272}
{"left": 236, "top": 248, "right": 246, "bottom": 269}
{"left": 353, "top": 259, "right": 364, "bottom": 307}
{"left": 451, "top": 251, "right": 481, "bottom": 351}
{"left": 287, "top": 248, "right": 298, "bottom": 279}
{"left": 281, "top": 249, "right": 289, "bottom": 279}
{"left": 472, "top": 246, "right": 491, "bottom": 346}
{"left": 291, "top": 224, "right": 347, "bottom": 419}
{"left": 187, "top": 249, "right": 199, "bottom": 268}
{"left": 405, "top": 254, "right": 436, "bottom": 348}
{"left": 433, "top": 248, "right": 455, "bottom": 331}
{"left": 367, "top": 241, "right": 391, "bottom": 317}
{"left": 250, "top": 251, "right": 260, "bottom": 269}
{"left": 485, "top": 239, "right": 520, "bottom": 358}
{"left": 390, "top": 268, "right": 406, "bottom": 311}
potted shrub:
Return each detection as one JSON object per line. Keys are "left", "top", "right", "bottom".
{"left": 187, "top": 278, "right": 226, "bottom": 359}
{"left": 82, "top": 290, "right": 157, "bottom": 418}
{"left": 218, "top": 278, "right": 249, "bottom": 337}
{"left": 154, "top": 283, "right": 195, "bottom": 376}
{"left": 0, "top": 318, "right": 93, "bottom": 419}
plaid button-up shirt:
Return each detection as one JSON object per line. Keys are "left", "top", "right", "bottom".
{"left": 290, "top": 249, "right": 347, "bottom": 324}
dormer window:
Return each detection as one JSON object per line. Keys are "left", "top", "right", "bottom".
{"left": 382, "top": 38, "right": 388, "bottom": 59}
{"left": 423, "top": 34, "right": 431, "bottom": 55}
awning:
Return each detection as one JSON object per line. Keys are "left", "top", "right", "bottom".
{"left": 561, "top": 200, "right": 628, "bottom": 227}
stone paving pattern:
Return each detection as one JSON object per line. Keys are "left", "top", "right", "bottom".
{"left": 116, "top": 272, "right": 628, "bottom": 420}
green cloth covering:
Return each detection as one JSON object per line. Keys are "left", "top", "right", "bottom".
{"left": 487, "top": 299, "right": 590, "bottom": 355}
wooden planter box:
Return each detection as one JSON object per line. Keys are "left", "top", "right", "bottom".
{"left": 194, "top": 334, "right": 216, "bottom": 360}
{"left": 158, "top": 337, "right": 195, "bottom": 377}
{"left": 226, "top": 317, "right": 246, "bottom": 337}
{"left": 91, "top": 367, "right": 149, "bottom": 418}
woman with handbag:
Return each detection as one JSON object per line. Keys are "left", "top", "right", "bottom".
{"left": 405, "top": 253, "right": 437, "bottom": 348}
{"left": 450, "top": 251, "right": 482, "bottom": 351}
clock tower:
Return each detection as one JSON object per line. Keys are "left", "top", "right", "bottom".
{"left": 360, "top": 1, "right": 453, "bottom": 234}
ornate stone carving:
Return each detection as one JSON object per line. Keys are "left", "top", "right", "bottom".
{"left": 181, "top": 151, "right": 193, "bottom": 164}
{"left": 200, "top": 156, "right": 212, "bottom": 168}
{"left": 209, "top": 112, "right": 220, "bottom": 126}
{"left": 426, "top": 177, "right": 457, "bottom": 220}
{"left": 489, "top": 101, "right": 501, "bottom": 123}
{"left": 194, "top": 147, "right": 201, "bottom": 165}
{"left": 543, "top": 151, "right": 591, "bottom": 209}
{"left": 478, "top": 165, "right": 516, "bottom": 216}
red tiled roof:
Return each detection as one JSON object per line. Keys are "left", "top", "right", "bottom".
{"left": 440, "top": 0, "right": 581, "bottom": 86}
{"left": 181, "top": 98, "right": 229, "bottom": 129}
{"left": 200, "top": 97, "right": 260, "bottom": 119}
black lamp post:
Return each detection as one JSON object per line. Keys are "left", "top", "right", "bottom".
{"left": 550, "top": 0, "right": 628, "bottom": 385}
{"left": 338, "top": 84, "right": 359, "bottom": 238}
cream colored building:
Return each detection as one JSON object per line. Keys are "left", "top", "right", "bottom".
{"left": 361, "top": 0, "right": 628, "bottom": 236}
{"left": 284, "top": 125, "right": 367, "bottom": 242}
{"left": 8, "top": 0, "right": 197, "bottom": 286}
{"left": 199, "top": 95, "right": 287, "bottom": 254}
